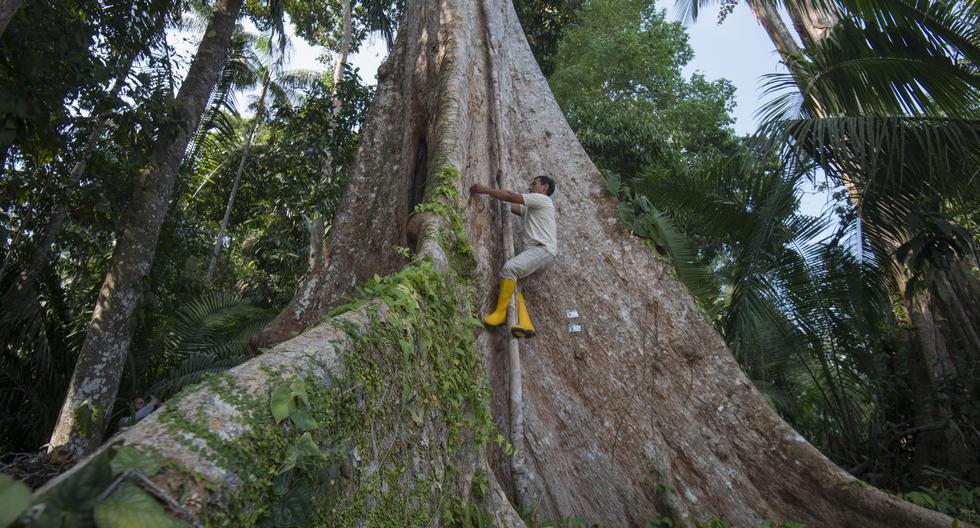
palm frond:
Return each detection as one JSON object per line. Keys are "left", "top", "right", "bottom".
{"left": 765, "top": 20, "right": 980, "bottom": 119}
{"left": 758, "top": 115, "right": 980, "bottom": 200}
{"left": 149, "top": 292, "right": 274, "bottom": 400}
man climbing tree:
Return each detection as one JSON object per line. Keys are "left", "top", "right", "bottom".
{"left": 470, "top": 173, "right": 557, "bottom": 338}
{"left": 25, "top": 0, "right": 965, "bottom": 525}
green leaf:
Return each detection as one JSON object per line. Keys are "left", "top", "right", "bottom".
{"left": 0, "top": 474, "right": 32, "bottom": 528}
{"left": 273, "top": 470, "right": 293, "bottom": 495}
{"left": 289, "top": 381, "right": 309, "bottom": 406}
{"left": 605, "top": 171, "right": 621, "bottom": 195}
{"left": 110, "top": 446, "right": 161, "bottom": 477}
{"left": 92, "top": 482, "right": 188, "bottom": 528}
{"left": 399, "top": 339, "right": 414, "bottom": 363}
{"left": 290, "top": 406, "right": 318, "bottom": 431}
{"left": 270, "top": 384, "right": 294, "bottom": 424}
{"left": 293, "top": 432, "right": 319, "bottom": 458}
{"left": 272, "top": 479, "right": 312, "bottom": 527}
{"left": 903, "top": 490, "right": 936, "bottom": 508}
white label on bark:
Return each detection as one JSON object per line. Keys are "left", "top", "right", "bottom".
{"left": 568, "top": 323, "right": 583, "bottom": 333}
{"left": 566, "top": 309, "right": 579, "bottom": 318}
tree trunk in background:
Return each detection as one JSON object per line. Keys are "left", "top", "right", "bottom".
{"left": 289, "top": 0, "right": 351, "bottom": 263}
{"left": 37, "top": 0, "right": 958, "bottom": 526}
{"left": 251, "top": 0, "right": 369, "bottom": 351}
{"left": 0, "top": 0, "right": 23, "bottom": 37}
{"left": 897, "top": 257, "right": 980, "bottom": 473}
{"left": 47, "top": 0, "right": 243, "bottom": 459}
{"left": 332, "top": 0, "right": 352, "bottom": 115}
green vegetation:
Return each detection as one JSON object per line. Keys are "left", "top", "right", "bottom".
{"left": 0, "top": 1, "right": 373, "bottom": 454}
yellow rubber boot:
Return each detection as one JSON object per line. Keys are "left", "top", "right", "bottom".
{"left": 511, "top": 292, "right": 536, "bottom": 338}
{"left": 482, "top": 278, "right": 516, "bottom": 327}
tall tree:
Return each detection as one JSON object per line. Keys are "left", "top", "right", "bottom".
{"left": 32, "top": 0, "right": 958, "bottom": 526}
{"left": 47, "top": 0, "right": 244, "bottom": 458}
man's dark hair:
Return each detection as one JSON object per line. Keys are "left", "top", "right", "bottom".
{"left": 534, "top": 175, "right": 556, "bottom": 196}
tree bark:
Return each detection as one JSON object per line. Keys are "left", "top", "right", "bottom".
{"left": 0, "top": 0, "right": 23, "bottom": 38}
{"left": 47, "top": 0, "right": 243, "bottom": 459}
{"left": 746, "top": 0, "right": 801, "bottom": 64}
{"left": 897, "top": 256, "right": 980, "bottom": 474}
{"left": 37, "top": 0, "right": 965, "bottom": 526}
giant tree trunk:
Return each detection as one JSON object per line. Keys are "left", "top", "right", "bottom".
{"left": 33, "top": 0, "right": 961, "bottom": 526}
{"left": 47, "top": 0, "right": 243, "bottom": 459}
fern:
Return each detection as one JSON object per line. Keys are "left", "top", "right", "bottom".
{"left": 148, "top": 292, "right": 274, "bottom": 400}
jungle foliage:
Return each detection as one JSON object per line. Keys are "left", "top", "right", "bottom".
{"left": 0, "top": 0, "right": 374, "bottom": 454}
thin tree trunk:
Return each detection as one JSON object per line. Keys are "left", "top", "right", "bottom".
{"left": 47, "top": 0, "right": 243, "bottom": 459}
{"left": 0, "top": 0, "right": 23, "bottom": 37}
{"left": 204, "top": 76, "right": 269, "bottom": 286}
{"left": 332, "top": 0, "right": 353, "bottom": 115}
{"left": 312, "top": 0, "right": 352, "bottom": 187}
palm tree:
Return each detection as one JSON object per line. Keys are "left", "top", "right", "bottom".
{"left": 679, "top": 0, "right": 980, "bottom": 477}
{"left": 204, "top": 34, "right": 318, "bottom": 286}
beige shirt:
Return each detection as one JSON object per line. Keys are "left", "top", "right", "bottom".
{"left": 521, "top": 193, "right": 558, "bottom": 255}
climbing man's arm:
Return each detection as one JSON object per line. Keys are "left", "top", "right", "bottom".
{"left": 510, "top": 203, "right": 524, "bottom": 216}
{"left": 469, "top": 183, "right": 524, "bottom": 205}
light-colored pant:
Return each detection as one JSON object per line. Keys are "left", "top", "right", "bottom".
{"left": 500, "top": 245, "right": 555, "bottom": 280}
